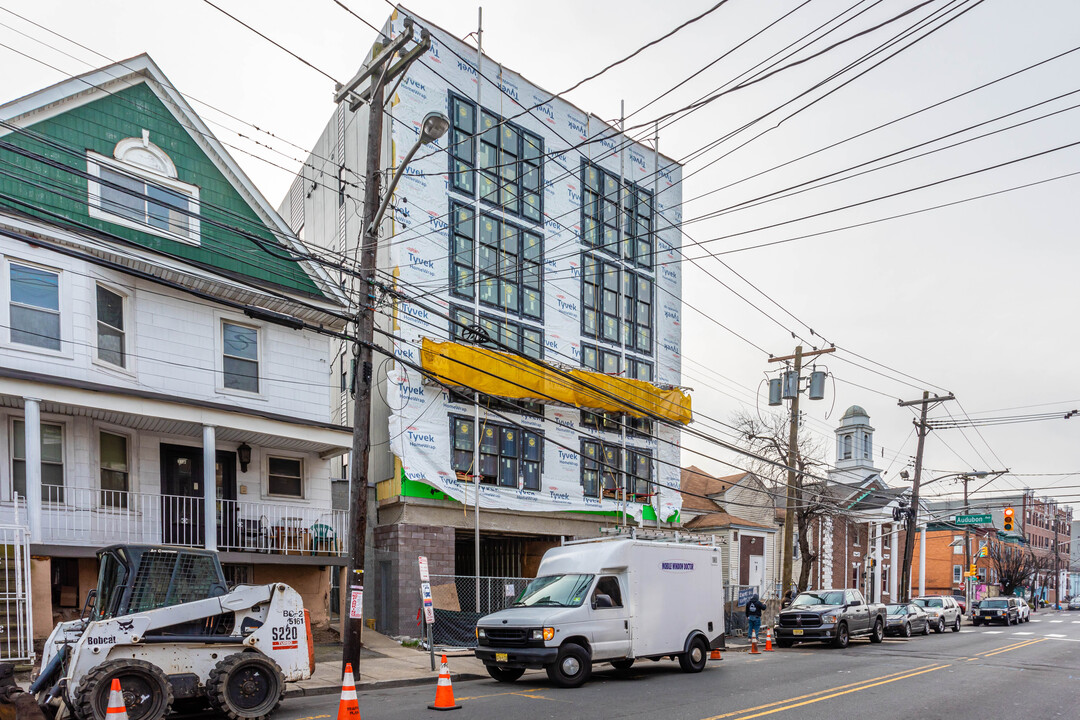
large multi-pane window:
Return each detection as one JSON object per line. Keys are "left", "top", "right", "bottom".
{"left": 581, "top": 253, "right": 653, "bottom": 355}
{"left": 581, "top": 441, "right": 653, "bottom": 503}
{"left": 581, "top": 344, "right": 622, "bottom": 432}
{"left": 452, "top": 417, "right": 541, "bottom": 490}
{"left": 449, "top": 203, "right": 542, "bottom": 321}
{"left": 581, "top": 160, "right": 653, "bottom": 268}
{"left": 449, "top": 95, "right": 543, "bottom": 223}
{"left": 9, "top": 263, "right": 61, "bottom": 351}
{"left": 450, "top": 305, "right": 543, "bottom": 361}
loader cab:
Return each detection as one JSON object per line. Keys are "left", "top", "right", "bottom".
{"left": 92, "top": 544, "right": 228, "bottom": 620}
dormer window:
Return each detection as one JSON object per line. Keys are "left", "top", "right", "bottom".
{"left": 87, "top": 131, "right": 200, "bottom": 245}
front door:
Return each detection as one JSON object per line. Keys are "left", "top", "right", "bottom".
{"left": 160, "top": 444, "right": 236, "bottom": 547}
{"left": 749, "top": 556, "right": 764, "bottom": 593}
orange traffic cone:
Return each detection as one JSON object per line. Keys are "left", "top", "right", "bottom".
{"left": 337, "top": 663, "right": 361, "bottom": 720}
{"left": 106, "top": 678, "right": 129, "bottom": 720}
{"left": 749, "top": 631, "right": 760, "bottom": 654}
{"left": 764, "top": 627, "right": 774, "bottom": 652}
{"left": 428, "top": 654, "right": 461, "bottom": 711}
{"left": 709, "top": 647, "right": 722, "bottom": 660}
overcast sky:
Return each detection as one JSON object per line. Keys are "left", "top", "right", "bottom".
{"left": 2, "top": 0, "right": 1077, "bottom": 513}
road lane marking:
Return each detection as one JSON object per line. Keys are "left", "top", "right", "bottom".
{"left": 1071, "top": 621, "right": 1080, "bottom": 624}
{"left": 711, "top": 665, "right": 952, "bottom": 720}
{"left": 980, "top": 638, "right": 1047, "bottom": 657}
{"left": 701, "top": 665, "right": 946, "bottom": 720}
{"left": 983, "top": 631, "right": 1003, "bottom": 634}
{"left": 1050, "top": 620, "right": 1063, "bottom": 623}
{"left": 1012, "top": 632, "right": 1033, "bottom": 635}
{"left": 1044, "top": 633, "right": 1066, "bottom": 638}
{"left": 454, "top": 688, "right": 544, "bottom": 701}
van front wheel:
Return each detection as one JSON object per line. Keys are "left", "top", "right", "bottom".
{"left": 546, "top": 643, "right": 592, "bottom": 688}
{"left": 679, "top": 636, "right": 708, "bottom": 673}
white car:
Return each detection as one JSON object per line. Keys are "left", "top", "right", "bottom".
{"left": 1016, "top": 598, "right": 1031, "bottom": 622}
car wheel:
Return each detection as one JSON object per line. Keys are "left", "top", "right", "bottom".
{"left": 870, "top": 619, "right": 884, "bottom": 644}
{"left": 832, "top": 623, "right": 850, "bottom": 649}
{"left": 486, "top": 665, "right": 526, "bottom": 683}
{"left": 546, "top": 643, "right": 592, "bottom": 688}
{"left": 903, "top": 622, "right": 911, "bottom": 638}
{"left": 610, "top": 659, "right": 634, "bottom": 671}
{"left": 1005, "top": 615, "right": 1012, "bottom": 626}
{"left": 777, "top": 639, "right": 793, "bottom": 648}
{"left": 678, "top": 636, "right": 708, "bottom": 673}
{"left": 972, "top": 619, "right": 981, "bottom": 626}
{"left": 922, "top": 619, "right": 931, "bottom": 635}
{"left": 935, "top": 618, "right": 945, "bottom": 633}
{"left": 952, "top": 616, "right": 961, "bottom": 632}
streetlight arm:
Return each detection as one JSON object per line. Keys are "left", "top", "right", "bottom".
{"left": 367, "top": 137, "right": 424, "bottom": 235}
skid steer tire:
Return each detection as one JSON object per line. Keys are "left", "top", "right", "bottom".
{"left": 207, "top": 652, "right": 285, "bottom": 720}
{"left": 72, "top": 659, "right": 173, "bottom": 720}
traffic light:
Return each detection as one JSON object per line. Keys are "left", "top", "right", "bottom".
{"left": 1003, "top": 507, "right": 1015, "bottom": 531}
{"left": 970, "top": 564, "right": 976, "bottom": 576}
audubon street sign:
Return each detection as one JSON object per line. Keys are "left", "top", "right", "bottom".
{"left": 954, "top": 513, "right": 992, "bottom": 525}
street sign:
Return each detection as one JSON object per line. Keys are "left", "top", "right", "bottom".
{"left": 954, "top": 514, "right": 992, "bottom": 525}
{"left": 420, "top": 581, "right": 435, "bottom": 624}
{"left": 418, "top": 555, "right": 430, "bottom": 582}
{"left": 349, "top": 587, "right": 363, "bottom": 620}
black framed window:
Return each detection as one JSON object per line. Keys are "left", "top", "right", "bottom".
{"left": 625, "top": 357, "right": 653, "bottom": 437}
{"left": 580, "top": 160, "right": 653, "bottom": 268}
{"left": 450, "top": 203, "right": 542, "bottom": 321}
{"left": 448, "top": 93, "right": 543, "bottom": 223}
{"left": 451, "top": 416, "right": 541, "bottom": 490}
{"left": 626, "top": 448, "right": 653, "bottom": 501}
{"left": 449, "top": 304, "right": 543, "bottom": 361}
{"left": 581, "top": 253, "right": 653, "bottom": 356}
{"left": 581, "top": 440, "right": 623, "bottom": 499}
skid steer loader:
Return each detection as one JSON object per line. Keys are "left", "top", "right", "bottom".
{"left": 32, "top": 544, "right": 315, "bottom": 720}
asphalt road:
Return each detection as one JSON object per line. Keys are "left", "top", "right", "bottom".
{"left": 213, "top": 610, "right": 1080, "bottom": 720}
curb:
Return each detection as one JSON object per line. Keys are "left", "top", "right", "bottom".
{"left": 285, "top": 672, "right": 488, "bottom": 698}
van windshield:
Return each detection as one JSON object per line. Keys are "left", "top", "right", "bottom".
{"left": 513, "top": 574, "right": 594, "bottom": 608}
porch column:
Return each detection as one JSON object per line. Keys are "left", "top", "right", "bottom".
{"left": 24, "top": 397, "right": 41, "bottom": 542}
{"left": 889, "top": 525, "right": 899, "bottom": 598}
{"left": 873, "top": 521, "right": 883, "bottom": 604}
{"left": 202, "top": 425, "right": 217, "bottom": 552}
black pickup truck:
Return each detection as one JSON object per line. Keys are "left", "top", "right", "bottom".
{"left": 774, "top": 589, "right": 887, "bottom": 649}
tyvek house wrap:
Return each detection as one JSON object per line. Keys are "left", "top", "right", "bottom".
{"left": 382, "top": 13, "right": 685, "bottom": 521}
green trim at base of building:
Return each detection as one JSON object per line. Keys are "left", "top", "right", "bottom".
{"left": 396, "top": 471, "right": 680, "bottom": 523}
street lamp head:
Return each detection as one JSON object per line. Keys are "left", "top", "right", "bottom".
{"left": 420, "top": 112, "right": 450, "bottom": 145}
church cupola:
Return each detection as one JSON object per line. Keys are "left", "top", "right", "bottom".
{"left": 835, "top": 405, "right": 878, "bottom": 472}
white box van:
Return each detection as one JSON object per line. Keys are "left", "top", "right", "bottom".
{"left": 474, "top": 536, "right": 725, "bottom": 687}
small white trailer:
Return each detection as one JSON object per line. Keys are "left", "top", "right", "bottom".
{"left": 474, "top": 536, "right": 725, "bottom": 687}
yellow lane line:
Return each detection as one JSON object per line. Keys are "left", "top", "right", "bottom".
{"left": 700, "top": 664, "right": 945, "bottom": 720}
{"left": 713, "top": 664, "right": 952, "bottom": 720}
{"left": 454, "top": 687, "right": 544, "bottom": 701}
{"left": 980, "top": 638, "right": 1047, "bottom": 657}
{"left": 975, "top": 638, "right": 1041, "bottom": 656}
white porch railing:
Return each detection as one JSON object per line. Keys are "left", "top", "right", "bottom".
{"left": 2, "top": 488, "right": 347, "bottom": 556}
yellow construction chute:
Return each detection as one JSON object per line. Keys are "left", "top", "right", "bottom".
{"left": 420, "top": 338, "right": 692, "bottom": 425}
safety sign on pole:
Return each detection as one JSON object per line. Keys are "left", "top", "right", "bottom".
{"left": 349, "top": 586, "right": 363, "bottom": 620}
{"left": 418, "top": 555, "right": 430, "bottom": 583}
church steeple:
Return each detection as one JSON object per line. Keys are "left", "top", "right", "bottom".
{"left": 835, "top": 405, "right": 879, "bottom": 473}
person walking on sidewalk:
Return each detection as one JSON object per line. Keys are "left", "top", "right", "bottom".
{"left": 745, "top": 593, "right": 764, "bottom": 639}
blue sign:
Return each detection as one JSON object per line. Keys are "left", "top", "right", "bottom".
{"left": 737, "top": 587, "right": 758, "bottom": 606}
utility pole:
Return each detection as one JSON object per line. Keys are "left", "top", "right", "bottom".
{"left": 768, "top": 345, "right": 833, "bottom": 596}
{"left": 963, "top": 473, "right": 972, "bottom": 614}
{"left": 333, "top": 18, "right": 429, "bottom": 673}
{"left": 897, "top": 391, "right": 955, "bottom": 602}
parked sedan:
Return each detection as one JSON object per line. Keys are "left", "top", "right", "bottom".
{"left": 1069, "top": 597, "right": 1080, "bottom": 611}
{"left": 973, "top": 597, "right": 1020, "bottom": 625}
{"left": 884, "top": 603, "right": 931, "bottom": 637}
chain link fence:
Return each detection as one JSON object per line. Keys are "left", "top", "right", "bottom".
{"left": 424, "top": 574, "right": 531, "bottom": 647}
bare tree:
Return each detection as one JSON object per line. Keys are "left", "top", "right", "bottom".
{"left": 731, "top": 409, "right": 833, "bottom": 591}
{"left": 987, "top": 540, "right": 1048, "bottom": 596}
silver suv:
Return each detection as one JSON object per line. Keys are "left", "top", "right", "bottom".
{"left": 913, "top": 595, "right": 963, "bottom": 633}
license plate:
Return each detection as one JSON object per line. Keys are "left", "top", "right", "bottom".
{"left": 495, "top": 653, "right": 508, "bottom": 662}
{"left": 983, "top": 615, "right": 993, "bottom": 619}
{"left": 792, "top": 629, "right": 804, "bottom": 636}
